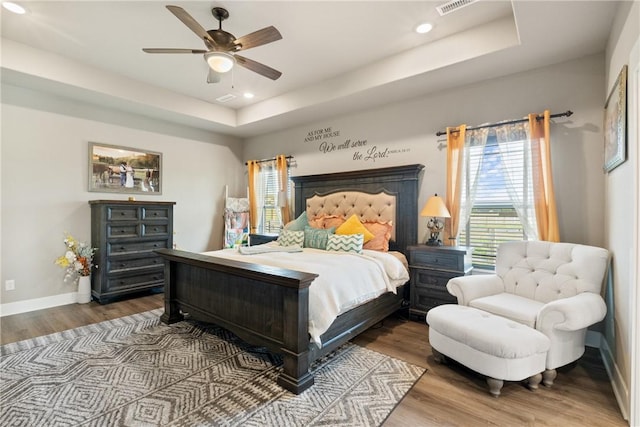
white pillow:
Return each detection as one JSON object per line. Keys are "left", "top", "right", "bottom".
{"left": 277, "top": 230, "right": 304, "bottom": 247}
{"left": 326, "top": 233, "right": 364, "bottom": 253}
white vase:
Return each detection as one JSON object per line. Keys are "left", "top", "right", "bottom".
{"left": 77, "top": 275, "right": 92, "bottom": 304}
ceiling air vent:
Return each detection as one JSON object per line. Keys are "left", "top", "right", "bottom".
{"left": 436, "top": 0, "right": 478, "bottom": 16}
{"left": 216, "top": 94, "right": 236, "bottom": 103}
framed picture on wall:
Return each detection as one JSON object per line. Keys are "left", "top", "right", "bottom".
{"left": 603, "top": 64, "right": 627, "bottom": 173}
{"left": 88, "top": 142, "right": 162, "bottom": 194}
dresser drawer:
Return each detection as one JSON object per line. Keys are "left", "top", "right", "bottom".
{"left": 108, "top": 240, "right": 168, "bottom": 256}
{"left": 107, "top": 223, "right": 140, "bottom": 238}
{"left": 142, "top": 223, "right": 169, "bottom": 237}
{"left": 106, "top": 271, "right": 164, "bottom": 292}
{"left": 106, "top": 256, "right": 164, "bottom": 274}
{"left": 107, "top": 206, "right": 139, "bottom": 221}
{"left": 410, "top": 251, "right": 461, "bottom": 271}
{"left": 142, "top": 207, "right": 171, "bottom": 221}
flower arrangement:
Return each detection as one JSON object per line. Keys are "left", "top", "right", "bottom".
{"left": 55, "top": 233, "right": 97, "bottom": 283}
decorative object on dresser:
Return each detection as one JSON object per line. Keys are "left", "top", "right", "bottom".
{"left": 420, "top": 194, "right": 451, "bottom": 246}
{"left": 407, "top": 244, "right": 472, "bottom": 317}
{"left": 89, "top": 200, "right": 175, "bottom": 304}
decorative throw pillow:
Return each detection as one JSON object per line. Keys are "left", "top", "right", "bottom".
{"left": 362, "top": 221, "right": 393, "bottom": 251}
{"left": 326, "top": 233, "right": 364, "bottom": 253}
{"left": 321, "top": 215, "right": 346, "bottom": 229}
{"left": 284, "top": 211, "right": 308, "bottom": 231}
{"left": 335, "top": 214, "right": 375, "bottom": 243}
{"left": 277, "top": 230, "right": 304, "bottom": 247}
{"left": 303, "top": 226, "right": 336, "bottom": 250}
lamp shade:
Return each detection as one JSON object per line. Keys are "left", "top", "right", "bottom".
{"left": 204, "top": 51, "right": 235, "bottom": 73}
{"left": 420, "top": 194, "right": 451, "bottom": 218}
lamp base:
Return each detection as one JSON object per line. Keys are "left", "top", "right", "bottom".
{"left": 426, "top": 238, "right": 443, "bottom": 246}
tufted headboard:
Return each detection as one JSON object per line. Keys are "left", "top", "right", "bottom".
{"left": 305, "top": 191, "right": 397, "bottom": 240}
{"left": 291, "top": 164, "right": 424, "bottom": 254}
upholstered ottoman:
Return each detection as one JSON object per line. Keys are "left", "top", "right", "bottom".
{"left": 427, "top": 305, "right": 550, "bottom": 397}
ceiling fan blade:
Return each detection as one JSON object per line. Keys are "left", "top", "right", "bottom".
{"left": 207, "top": 68, "right": 221, "bottom": 84}
{"left": 166, "top": 5, "right": 217, "bottom": 48}
{"left": 233, "top": 26, "right": 282, "bottom": 51}
{"left": 234, "top": 54, "right": 282, "bottom": 80}
{"left": 142, "top": 48, "right": 208, "bottom": 54}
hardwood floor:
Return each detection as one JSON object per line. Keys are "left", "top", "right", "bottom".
{"left": 1, "top": 297, "right": 627, "bottom": 426}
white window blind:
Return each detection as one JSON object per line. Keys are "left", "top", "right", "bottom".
{"left": 258, "top": 163, "right": 291, "bottom": 234}
{"left": 458, "top": 134, "right": 531, "bottom": 269}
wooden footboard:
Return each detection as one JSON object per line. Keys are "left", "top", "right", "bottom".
{"left": 156, "top": 248, "right": 406, "bottom": 394}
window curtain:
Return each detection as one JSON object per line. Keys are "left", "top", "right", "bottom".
{"left": 445, "top": 125, "right": 466, "bottom": 245}
{"left": 247, "top": 160, "right": 261, "bottom": 233}
{"left": 458, "top": 128, "right": 491, "bottom": 240}
{"left": 494, "top": 122, "right": 539, "bottom": 240}
{"left": 276, "top": 154, "right": 291, "bottom": 225}
{"left": 529, "top": 110, "right": 559, "bottom": 241}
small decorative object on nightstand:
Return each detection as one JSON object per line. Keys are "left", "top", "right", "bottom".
{"left": 420, "top": 194, "right": 450, "bottom": 246}
{"left": 407, "top": 244, "right": 472, "bottom": 318}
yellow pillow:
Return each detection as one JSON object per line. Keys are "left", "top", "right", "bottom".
{"left": 335, "top": 214, "right": 375, "bottom": 243}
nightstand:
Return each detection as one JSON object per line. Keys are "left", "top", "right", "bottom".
{"left": 407, "top": 245, "right": 473, "bottom": 318}
{"left": 249, "top": 233, "right": 279, "bottom": 245}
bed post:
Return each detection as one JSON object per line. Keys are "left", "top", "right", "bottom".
{"left": 277, "top": 283, "right": 315, "bottom": 394}
{"left": 160, "top": 259, "right": 184, "bottom": 324}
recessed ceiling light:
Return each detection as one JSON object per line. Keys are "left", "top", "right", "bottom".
{"left": 243, "top": 92, "right": 255, "bottom": 99}
{"left": 415, "top": 22, "right": 433, "bottom": 34}
{"left": 2, "top": 2, "right": 27, "bottom": 14}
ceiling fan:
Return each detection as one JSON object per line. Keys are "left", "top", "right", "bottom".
{"left": 143, "top": 5, "right": 282, "bottom": 83}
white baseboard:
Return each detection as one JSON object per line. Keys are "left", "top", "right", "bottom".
{"left": 0, "top": 292, "right": 77, "bottom": 317}
{"left": 598, "top": 331, "right": 630, "bottom": 421}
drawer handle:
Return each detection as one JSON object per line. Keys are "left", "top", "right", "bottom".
{"left": 154, "top": 227, "right": 158, "bottom": 231}
{"left": 120, "top": 212, "right": 125, "bottom": 216}
{"left": 154, "top": 243, "right": 159, "bottom": 247}
{"left": 120, "top": 246, "right": 126, "bottom": 250}
{"left": 153, "top": 212, "right": 158, "bottom": 216}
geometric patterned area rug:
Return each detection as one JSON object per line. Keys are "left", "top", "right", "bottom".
{"left": 0, "top": 309, "right": 425, "bottom": 426}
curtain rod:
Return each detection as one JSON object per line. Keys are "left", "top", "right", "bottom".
{"left": 244, "top": 155, "right": 294, "bottom": 166}
{"left": 435, "top": 110, "right": 573, "bottom": 137}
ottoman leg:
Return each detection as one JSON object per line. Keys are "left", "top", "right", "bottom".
{"left": 527, "top": 373, "right": 542, "bottom": 390}
{"left": 486, "top": 377, "right": 503, "bottom": 397}
{"left": 542, "top": 369, "right": 557, "bottom": 387}
{"left": 432, "top": 348, "right": 447, "bottom": 364}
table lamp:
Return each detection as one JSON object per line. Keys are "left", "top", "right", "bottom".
{"left": 420, "top": 194, "right": 451, "bottom": 246}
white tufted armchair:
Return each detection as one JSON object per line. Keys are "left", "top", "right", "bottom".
{"left": 446, "top": 241, "right": 609, "bottom": 386}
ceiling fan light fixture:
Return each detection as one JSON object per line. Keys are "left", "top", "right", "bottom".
{"left": 204, "top": 51, "right": 235, "bottom": 73}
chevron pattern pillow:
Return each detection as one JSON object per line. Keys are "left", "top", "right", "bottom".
{"left": 277, "top": 230, "right": 304, "bottom": 247}
{"left": 326, "top": 233, "right": 364, "bottom": 253}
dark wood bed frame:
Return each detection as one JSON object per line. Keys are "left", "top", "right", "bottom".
{"left": 157, "top": 164, "right": 424, "bottom": 394}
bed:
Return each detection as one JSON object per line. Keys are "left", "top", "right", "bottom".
{"left": 157, "top": 164, "right": 424, "bottom": 394}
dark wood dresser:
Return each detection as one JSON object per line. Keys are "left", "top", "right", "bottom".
{"left": 407, "top": 245, "right": 473, "bottom": 318}
{"left": 89, "top": 200, "right": 175, "bottom": 303}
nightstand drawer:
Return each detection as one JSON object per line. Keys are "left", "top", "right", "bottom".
{"left": 107, "top": 256, "right": 164, "bottom": 274}
{"left": 142, "top": 207, "right": 171, "bottom": 221}
{"left": 410, "top": 251, "right": 461, "bottom": 271}
{"left": 107, "top": 223, "right": 139, "bottom": 238}
{"left": 108, "top": 239, "right": 168, "bottom": 256}
{"left": 412, "top": 286, "right": 456, "bottom": 313}
{"left": 141, "top": 223, "right": 170, "bottom": 237}
{"left": 107, "top": 206, "right": 139, "bottom": 221}
{"left": 106, "top": 271, "right": 164, "bottom": 292}
{"left": 412, "top": 268, "right": 458, "bottom": 288}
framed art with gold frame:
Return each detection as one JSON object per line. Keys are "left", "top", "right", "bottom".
{"left": 603, "top": 64, "right": 627, "bottom": 173}
{"left": 88, "top": 142, "right": 162, "bottom": 194}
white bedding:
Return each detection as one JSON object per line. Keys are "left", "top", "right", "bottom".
{"left": 201, "top": 243, "right": 409, "bottom": 346}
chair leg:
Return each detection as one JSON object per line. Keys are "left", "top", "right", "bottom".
{"left": 486, "top": 377, "right": 503, "bottom": 397}
{"left": 542, "top": 369, "right": 557, "bottom": 387}
{"left": 432, "top": 348, "right": 447, "bottom": 364}
{"left": 527, "top": 373, "right": 542, "bottom": 390}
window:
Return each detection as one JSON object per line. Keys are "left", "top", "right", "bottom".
{"left": 259, "top": 166, "right": 280, "bottom": 234}
{"left": 256, "top": 162, "right": 291, "bottom": 234}
{"left": 458, "top": 132, "right": 536, "bottom": 269}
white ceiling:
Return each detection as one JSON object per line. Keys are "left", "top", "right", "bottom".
{"left": 1, "top": 1, "right": 620, "bottom": 138}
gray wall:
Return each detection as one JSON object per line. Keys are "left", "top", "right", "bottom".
{"left": 244, "top": 54, "right": 607, "bottom": 249}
